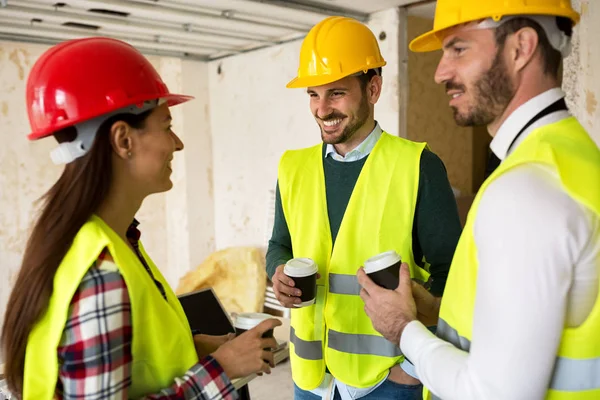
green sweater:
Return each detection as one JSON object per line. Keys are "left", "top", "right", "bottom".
{"left": 266, "top": 146, "right": 461, "bottom": 296}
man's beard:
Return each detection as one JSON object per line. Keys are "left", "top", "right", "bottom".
{"left": 450, "top": 49, "right": 515, "bottom": 127}
{"left": 319, "top": 93, "right": 370, "bottom": 144}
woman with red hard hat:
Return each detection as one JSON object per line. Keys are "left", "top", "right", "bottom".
{"left": 1, "top": 37, "right": 280, "bottom": 399}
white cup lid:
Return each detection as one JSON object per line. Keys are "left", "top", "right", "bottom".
{"left": 234, "top": 312, "right": 273, "bottom": 330}
{"left": 284, "top": 257, "right": 318, "bottom": 278}
{"left": 364, "top": 251, "right": 401, "bottom": 274}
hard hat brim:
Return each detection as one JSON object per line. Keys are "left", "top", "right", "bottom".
{"left": 409, "top": 30, "right": 444, "bottom": 53}
{"left": 410, "top": 8, "right": 581, "bottom": 53}
{"left": 27, "top": 93, "right": 195, "bottom": 141}
{"left": 286, "top": 61, "right": 387, "bottom": 89}
{"left": 286, "top": 75, "right": 341, "bottom": 89}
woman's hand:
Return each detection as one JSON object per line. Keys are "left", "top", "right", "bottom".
{"left": 194, "top": 333, "right": 235, "bottom": 358}
{"left": 211, "top": 318, "right": 282, "bottom": 379}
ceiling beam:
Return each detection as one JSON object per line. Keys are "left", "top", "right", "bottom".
{"left": 242, "top": 0, "right": 369, "bottom": 21}
{"left": 6, "top": 3, "right": 261, "bottom": 48}
{"left": 0, "top": 20, "right": 217, "bottom": 57}
{"left": 0, "top": 32, "right": 209, "bottom": 60}
{"left": 29, "top": 0, "right": 299, "bottom": 38}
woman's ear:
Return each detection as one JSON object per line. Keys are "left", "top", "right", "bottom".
{"left": 109, "top": 121, "right": 134, "bottom": 160}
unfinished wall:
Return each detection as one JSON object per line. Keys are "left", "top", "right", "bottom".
{"left": 0, "top": 41, "right": 58, "bottom": 347}
{"left": 564, "top": 0, "right": 600, "bottom": 146}
{"left": 208, "top": 8, "right": 405, "bottom": 251}
{"left": 0, "top": 41, "right": 213, "bottom": 341}
{"left": 406, "top": 16, "right": 485, "bottom": 196}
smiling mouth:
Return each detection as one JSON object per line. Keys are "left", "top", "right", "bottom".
{"left": 321, "top": 117, "right": 346, "bottom": 132}
{"left": 447, "top": 91, "right": 464, "bottom": 99}
{"left": 323, "top": 118, "right": 343, "bottom": 127}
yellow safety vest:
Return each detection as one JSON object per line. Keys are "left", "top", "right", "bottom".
{"left": 278, "top": 132, "right": 430, "bottom": 389}
{"left": 426, "top": 117, "right": 600, "bottom": 400}
{"left": 23, "top": 215, "right": 198, "bottom": 399}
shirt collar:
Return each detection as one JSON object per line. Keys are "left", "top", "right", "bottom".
{"left": 490, "top": 88, "right": 566, "bottom": 160}
{"left": 325, "top": 122, "right": 383, "bottom": 161}
{"left": 127, "top": 218, "right": 141, "bottom": 243}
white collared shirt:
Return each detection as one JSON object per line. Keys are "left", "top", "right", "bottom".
{"left": 400, "top": 88, "right": 600, "bottom": 400}
{"left": 325, "top": 122, "right": 383, "bottom": 162}
{"left": 490, "top": 87, "right": 568, "bottom": 158}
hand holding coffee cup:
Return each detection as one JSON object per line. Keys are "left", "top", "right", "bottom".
{"left": 193, "top": 333, "right": 235, "bottom": 358}
{"left": 272, "top": 264, "right": 302, "bottom": 307}
{"left": 363, "top": 251, "right": 402, "bottom": 290}
{"left": 284, "top": 258, "right": 318, "bottom": 307}
{"left": 234, "top": 312, "right": 276, "bottom": 338}
{"left": 272, "top": 258, "right": 318, "bottom": 308}
{"left": 211, "top": 318, "right": 281, "bottom": 379}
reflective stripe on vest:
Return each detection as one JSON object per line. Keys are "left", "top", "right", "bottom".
{"left": 291, "top": 326, "right": 404, "bottom": 360}
{"left": 435, "top": 317, "right": 600, "bottom": 395}
{"left": 329, "top": 273, "right": 361, "bottom": 295}
{"left": 328, "top": 330, "right": 403, "bottom": 358}
{"left": 550, "top": 357, "right": 600, "bottom": 391}
{"left": 291, "top": 327, "right": 323, "bottom": 360}
{"left": 437, "top": 318, "right": 470, "bottom": 352}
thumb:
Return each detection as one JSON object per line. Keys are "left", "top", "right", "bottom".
{"left": 411, "top": 280, "right": 430, "bottom": 300}
{"left": 396, "top": 263, "right": 412, "bottom": 294}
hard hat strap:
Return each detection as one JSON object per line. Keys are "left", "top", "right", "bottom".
{"left": 467, "top": 15, "right": 572, "bottom": 58}
{"left": 50, "top": 99, "right": 159, "bottom": 165}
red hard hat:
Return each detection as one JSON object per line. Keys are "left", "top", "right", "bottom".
{"left": 26, "top": 37, "right": 194, "bottom": 140}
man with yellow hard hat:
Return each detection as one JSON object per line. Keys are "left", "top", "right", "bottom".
{"left": 359, "top": 1, "right": 600, "bottom": 399}
{"left": 267, "top": 16, "right": 462, "bottom": 400}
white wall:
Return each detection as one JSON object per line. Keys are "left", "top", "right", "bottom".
{"left": 154, "top": 58, "right": 215, "bottom": 289}
{"left": 209, "top": 8, "right": 404, "bottom": 251}
{"left": 564, "top": 0, "right": 600, "bottom": 146}
{"left": 0, "top": 41, "right": 212, "bottom": 340}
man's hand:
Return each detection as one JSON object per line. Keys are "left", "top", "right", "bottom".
{"left": 357, "top": 263, "right": 417, "bottom": 344}
{"left": 411, "top": 280, "right": 441, "bottom": 327}
{"left": 193, "top": 333, "right": 235, "bottom": 358}
{"left": 272, "top": 264, "right": 302, "bottom": 307}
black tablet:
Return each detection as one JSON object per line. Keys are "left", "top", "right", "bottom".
{"left": 177, "top": 288, "right": 236, "bottom": 336}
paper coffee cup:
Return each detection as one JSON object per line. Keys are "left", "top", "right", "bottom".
{"left": 364, "top": 250, "right": 402, "bottom": 290}
{"left": 284, "top": 258, "right": 318, "bottom": 307}
{"left": 234, "top": 312, "right": 274, "bottom": 338}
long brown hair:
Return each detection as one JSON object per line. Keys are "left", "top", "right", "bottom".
{"left": 1, "top": 111, "right": 150, "bottom": 395}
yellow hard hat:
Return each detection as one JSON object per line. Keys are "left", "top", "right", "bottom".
{"left": 286, "top": 16, "right": 386, "bottom": 89}
{"left": 410, "top": 0, "right": 580, "bottom": 53}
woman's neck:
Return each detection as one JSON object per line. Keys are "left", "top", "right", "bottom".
{"left": 96, "top": 181, "right": 143, "bottom": 244}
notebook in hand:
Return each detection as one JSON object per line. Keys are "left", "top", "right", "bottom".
{"left": 177, "top": 288, "right": 236, "bottom": 336}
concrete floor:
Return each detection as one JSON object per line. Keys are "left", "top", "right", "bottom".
{"left": 248, "top": 358, "right": 294, "bottom": 400}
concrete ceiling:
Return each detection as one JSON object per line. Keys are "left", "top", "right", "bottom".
{"left": 0, "top": 0, "right": 435, "bottom": 60}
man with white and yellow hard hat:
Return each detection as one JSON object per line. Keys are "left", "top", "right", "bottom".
{"left": 359, "top": 1, "right": 600, "bottom": 399}
{"left": 266, "top": 16, "right": 463, "bottom": 400}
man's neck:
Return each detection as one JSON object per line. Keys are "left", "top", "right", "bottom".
{"left": 333, "top": 119, "right": 376, "bottom": 157}
{"left": 487, "top": 76, "right": 560, "bottom": 137}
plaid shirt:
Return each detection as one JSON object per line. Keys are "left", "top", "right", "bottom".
{"left": 55, "top": 222, "right": 238, "bottom": 400}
